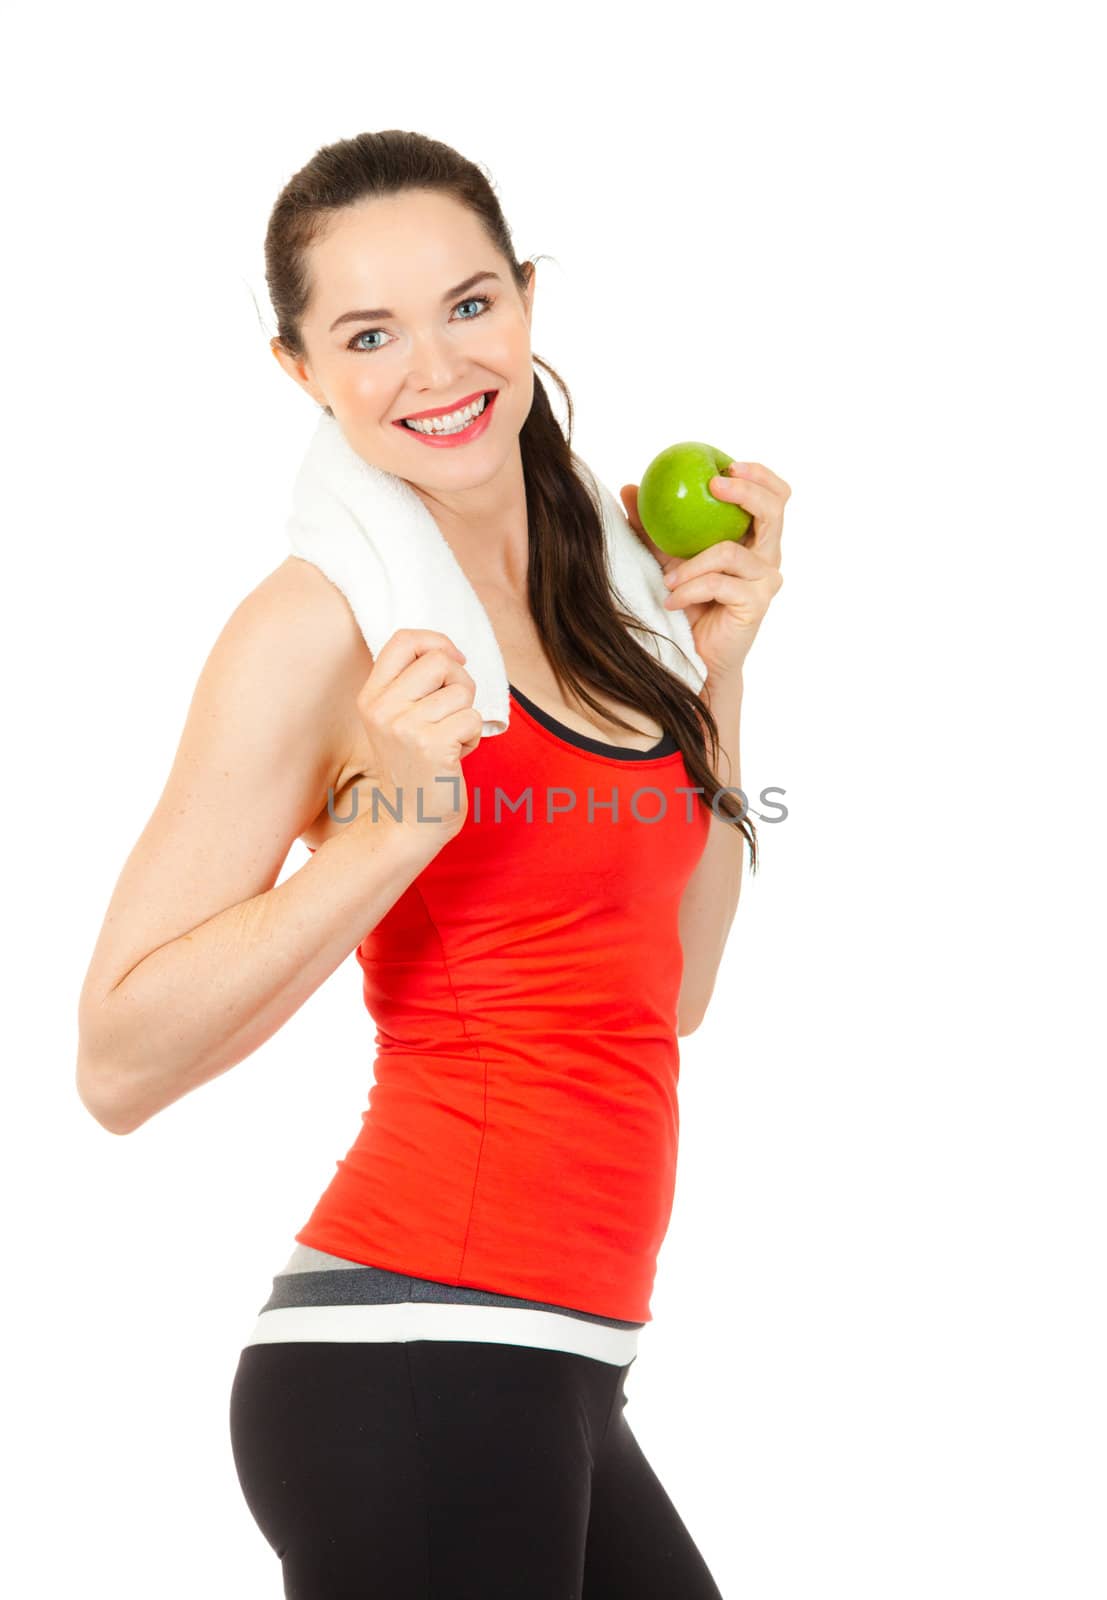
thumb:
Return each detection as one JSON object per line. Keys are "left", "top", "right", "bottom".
{"left": 620, "top": 484, "right": 672, "bottom": 573}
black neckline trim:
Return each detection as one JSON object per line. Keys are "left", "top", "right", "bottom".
{"left": 508, "top": 683, "right": 677, "bottom": 760}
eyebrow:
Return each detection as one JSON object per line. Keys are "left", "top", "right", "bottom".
{"left": 328, "top": 270, "right": 503, "bottom": 333}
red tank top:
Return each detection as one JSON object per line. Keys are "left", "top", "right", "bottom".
{"left": 295, "top": 683, "right": 711, "bottom": 1322}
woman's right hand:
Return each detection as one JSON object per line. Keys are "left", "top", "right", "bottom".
{"left": 354, "top": 629, "right": 483, "bottom": 844}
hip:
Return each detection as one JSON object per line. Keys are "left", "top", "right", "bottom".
{"left": 239, "top": 1242, "right": 645, "bottom": 1366}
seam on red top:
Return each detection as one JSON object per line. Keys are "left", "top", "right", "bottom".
{"left": 408, "top": 875, "right": 492, "bottom": 1287}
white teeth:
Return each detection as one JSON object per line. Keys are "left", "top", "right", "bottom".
{"left": 404, "top": 393, "right": 488, "bottom": 434}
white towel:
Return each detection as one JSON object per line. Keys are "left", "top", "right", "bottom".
{"left": 286, "top": 409, "right": 708, "bottom": 737}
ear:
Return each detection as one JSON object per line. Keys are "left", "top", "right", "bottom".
{"left": 270, "top": 337, "right": 328, "bottom": 409}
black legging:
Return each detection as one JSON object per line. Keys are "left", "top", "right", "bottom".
{"left": 229, "top": 1337, "right": 724, "bottom": 1597}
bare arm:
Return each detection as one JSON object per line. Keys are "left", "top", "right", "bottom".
{"left": 79, "top": 813, "right": 441, "bottom": 1134}
{"left": 676, "top": 673, "right": 745, "bottom": 1035}
{"left": 75, "top": 564, "right": 446, "bottom": 1134}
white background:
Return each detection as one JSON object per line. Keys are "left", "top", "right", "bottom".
{"left": 4, "top": 1, "right": 1103, "bottom": 1595}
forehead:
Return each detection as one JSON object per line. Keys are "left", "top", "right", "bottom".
{"left": 306, "top": 191, "right": 492, "bottom": 316}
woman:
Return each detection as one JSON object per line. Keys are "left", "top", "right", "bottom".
{"left": 76, "top": 129, "right": 787, "bottom": 1596}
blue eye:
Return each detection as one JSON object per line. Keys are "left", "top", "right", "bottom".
{"left": 347, "top": 293, "right": 495, "bottom": 353}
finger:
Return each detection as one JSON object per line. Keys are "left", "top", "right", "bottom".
{"left": 662, "top": 572, "right": 760, "bottom": 611}
{"left": 663, "top": 540, "right": 773, "bottom": 590}
{"left": 708, "top": 471, "right": 777, "bottom": 523}
{"left": 368, "top": 629, "right": 468, "bottom": 690}
{"left": 620, "top": 484, "right": 678, "bottom": 573}
{"left": 619, "top": 483, "right": 640, "bottom": 524}
{"left": 711, "top": 467, "right": 786, "bottom": 567}
{"left": 724, "top": 460, "right": 792, "bottom": 501}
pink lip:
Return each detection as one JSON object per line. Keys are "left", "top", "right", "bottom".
{"left": 395, "top": 388, "right": 494, "bottom": 423}
{"left": 394, "top": 389, "right": 498, "bottom": 448}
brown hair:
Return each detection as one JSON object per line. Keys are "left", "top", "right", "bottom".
{"left": 264, "top": 129, "right": 757, "bottom": 870}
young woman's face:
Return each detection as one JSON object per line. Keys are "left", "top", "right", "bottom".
{"left": 278, "top": 190, "right": 535, "bottom": 485}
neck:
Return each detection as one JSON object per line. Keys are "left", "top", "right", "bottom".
{"left": 407, "top": 449, "right": 530, "bottom": 594}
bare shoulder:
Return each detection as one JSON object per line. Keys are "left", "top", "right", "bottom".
{"left": 249, "top": 557, "right": 377, "bottom": 845}
{"left": 248, "top": 554, "right": 374, "bottom": 708}
{"left": 157, "top": 553, "right": 377, "bottom": 853}
{"left": 252, "top": 555, "right": 372, "bottom": 664}
{"left": 75, "top": 557, "right": 377, "bottom": 1020}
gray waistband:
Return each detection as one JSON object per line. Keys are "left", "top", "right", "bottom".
{"left": 260, "top": 1243, "right": 646, "bottom": 1331}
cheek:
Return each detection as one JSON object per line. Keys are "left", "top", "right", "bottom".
{"left": 491, "top": 329, "right": 535, "bottom": 413}
{"left": 481, "top": 316, "right": 530, "bottom": 370}
{"left": 346, "top": 363, "right": 389, "bottom": 405}
{"left": 506, "top": 324, "right": 533, "bottom": 365}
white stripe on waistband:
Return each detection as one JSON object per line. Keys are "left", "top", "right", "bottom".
{"left": 241, "top": 1300, "right": 640, "bottom": 1366}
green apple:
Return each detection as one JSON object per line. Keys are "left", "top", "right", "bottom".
{"left": 637, "top": 441, "right": 752, "bottom": 558}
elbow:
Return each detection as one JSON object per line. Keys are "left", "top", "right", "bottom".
{"left": 676, "top": 983, "right": 713, "bottom": 1037}
{"left": 676, "top": 957, "right": 720, "bottom": 1039}
{"left": 76, "top": 992, "right": 151, "bottom": 1134}
{"left": 75, "top": 1056, "right": 146, "bottom": 1136}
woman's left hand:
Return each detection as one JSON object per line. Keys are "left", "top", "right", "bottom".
{"left": 620, "top": 461, "right": 789, "bottom": 683}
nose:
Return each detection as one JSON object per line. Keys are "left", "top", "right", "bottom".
{"left": 404, "top": 323, "right": 468, "bottom": 396}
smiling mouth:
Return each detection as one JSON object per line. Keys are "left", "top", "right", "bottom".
{"left": 395, "top": 390, "right": 497, "bottom": 431}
